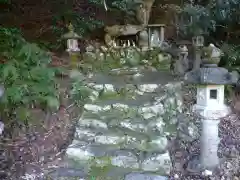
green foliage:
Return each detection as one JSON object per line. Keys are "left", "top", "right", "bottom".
{"left": 220, "top": 43, "right": 240, "bottom": 70}
{"left": 177, "top": 0, "right": 240, "bottom": 70}
{"left": 24, "top": 0, "right": 105, "bottom": 50}
{"left": 0, "top": 0, "right": 9, "bottom": 4}
{"left": 70, "top": 73, "right": 92, "bottom": 106}
{"left": 80, "top": 47, "right": 172, "bottom": 73}
{"left": 178, "top": 0, "right": 240, "bottom": 36}
{"left": 179, "top": 4, "right": 213, "bottom": 36}
{"left": 142, "top": 48, "right": 171, "bottom": 70}
{"left": 0, "top": 27, "right": 60, "bottom": 121}
{"left": 53, "top": 10, "right": 104, "bottom": 37}
{"left": 89, "top": 0, "right": 140, "bottom": 15}
{"left": 0, "top": 27, "right": 90, "bottom": 126}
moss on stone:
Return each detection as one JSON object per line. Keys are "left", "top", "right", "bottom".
{"left": 98, "top": 89, "right": 136, "bottom": 101}
{"left": 88, "top": 157, "right": 115, "bottom": 179}
{"left": 82, "top": 47, "right": 172, "bottom": 73}
{"left": 163, "top": 123, "right": 177, "bottom": 135}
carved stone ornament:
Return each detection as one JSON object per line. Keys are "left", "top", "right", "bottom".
{"left": 201, "top": 44, "right": 222, "bottom": 65}
{"left": 138, "top": 29, "right": 149, "bottom": 47}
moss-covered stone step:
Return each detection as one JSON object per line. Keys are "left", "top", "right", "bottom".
{"left": 87, "top": 83, "right": 165, "bottom": 101}
{"left": 124, "top": 172, "right": 168, "bottom": 180}
{"left": 46, "top": 166, "right": 169, "bottom": 180}
{"left": 66, "top": 141, "right": 172, "bottom": 174}
{"left": 79, "top": 110, "right": 176, "bottom": 137}
{"left": 87, "top": 71, "right": 178, "bottom": 87}
{"left": 70, "top": 124, "right": 170, "bottom": 154}
{"left": 74, "top": 126, "right": 149, "bottom": 144}
{"left": 66, "top": 70, "right": 182, "bottom": 178}
{"left": 83, "top": 99, "right": 175, "bottom": 121}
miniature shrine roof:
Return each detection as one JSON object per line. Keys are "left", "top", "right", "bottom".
{"left": 147, "top": 24, "right": 165, "bottom": 27}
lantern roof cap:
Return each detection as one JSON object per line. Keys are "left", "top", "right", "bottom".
{"left": 62, "top": 23, "right": 81, "bottom": 39}
{"left": 184, "top": 43, "right": 238, "bottom": 85}
{"left": 184, "top": 65, "right": 239, "bottom": 85}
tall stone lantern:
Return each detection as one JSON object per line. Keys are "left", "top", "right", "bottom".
{"left": 192, "top": 35, "right": 204, "bottom": 70}
{"left": 184, "top": 44, "right": 239, "bottom": 171}
{"left": 62, "top": 23, "right": 81, "bottom": 68}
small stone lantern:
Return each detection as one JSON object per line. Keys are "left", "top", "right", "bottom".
{"left": 192, "top": 35, "right": 204, "bottom": 47}
{"left": 192, "top": 35, "right": 204, "bottom": 70}
{"left": 184, "top": 46, "right": 239, "bottom": 171}
{"left": 62, "top": 23, "right": 81, "bottom": 68}
{"left": 174, "top": 45, "right": 189, "bottom": 76}
{"left": 62, "top": 23, "right": 81, "bottom": 52}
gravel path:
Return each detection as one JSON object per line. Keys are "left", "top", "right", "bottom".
{"left": 169, "top": 84, "right": 240, "bottom": 179}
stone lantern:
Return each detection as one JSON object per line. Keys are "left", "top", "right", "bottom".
{"left": 0, "top": 85, "right": 4, "bottom": 135}
{"left": 62, "top": 23, "right": 81, "bottom": 68}
{"left": 62, "top": 23, "right": 81, "bottom": 52}
{"left": 174, "top": 45, "right": 189, "bottom": 76}
{"left": 184, "top": 45, "right": 239, "bottom": 171}
{"left": 192, "top": 35, "right": 204, "bottom": 70}
{"left": 192, "top": 35, "right": 204, "bottom": 47}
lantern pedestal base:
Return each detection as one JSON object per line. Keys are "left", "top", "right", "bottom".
{"left": 67, "top": 48, "right": 80, "bottom": 52}
{"left": 187, "top": 154, "right": 224, "bottom": 173}
{"left": 187, "top": 154, "right": 225, "bottom": 175}
{"left": 187, "top": 154, "right": 202, "bottom": 173}
{"left": 187, "top": 104, "right": 231, "bottom": 174}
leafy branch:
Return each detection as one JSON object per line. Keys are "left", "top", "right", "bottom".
{"left": 0, "top": 28, "right": 61, "bottom": 122}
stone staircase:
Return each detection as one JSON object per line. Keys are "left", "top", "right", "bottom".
{"left": 49, "top": 67, "right": 183, "bottom": 180}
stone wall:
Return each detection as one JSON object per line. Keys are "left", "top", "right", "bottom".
{"left": 54, "top": 67, "right": 184, "bottom": 179}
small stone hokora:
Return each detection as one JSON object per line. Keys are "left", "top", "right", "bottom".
{"left": 150, "top": 29, "right": 161, "bottom": 47}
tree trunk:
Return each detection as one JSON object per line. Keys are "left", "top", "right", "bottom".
{"left": 136, "top": 0, "right": 155, "bottom": 25}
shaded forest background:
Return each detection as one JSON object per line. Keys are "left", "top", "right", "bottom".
{"left": 1, "top": 0, "right": 240, "bottom": 64}
{"left": 1, "top": 0, "right": 240, "bottom": 126}
{"left": 1, "top": 0, "right": 240, "bottom": 46}
{"left": 0, "top": 0, "right": 194, "bottom": 51}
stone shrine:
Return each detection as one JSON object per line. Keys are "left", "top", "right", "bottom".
{"left": 147, "top": 24, "right": 165, "bottom": 48}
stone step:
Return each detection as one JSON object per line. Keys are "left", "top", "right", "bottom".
{"left": 47, "top": 165, "right": 168, "bottom": 180}
{"left": 70, "top": 124, "right": 170, "bottom": 155}
{"left": 94, "top": 93, "right": 163, "bottom": 106}
{"left": 87, "top": 80, "right": 180, "bottom": 99}
{"left": 74, "top": 126, "right": 149, "bottom": 144}
{"left": 83, "top": 96, "right": 181, "bottom": 122}
{"left": 66, "top": 140, "right": 172, "bottom": 174}
{"left": 87, "top": 83, "right": 165, "bottom": 102}
{"left": 78, "top": 112, "right": 173, "bottom": 140}
{"left": 83, "top": 103, "right": 166, "bottom": 120}
{"left": 124, "top": 173, "right": 168, "bottom": 180}
{"left": 84, "top": 71, "right": 180, "bottom": 102}
{"left": 88, "top": 71, "right": 178, "bottom": 86}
